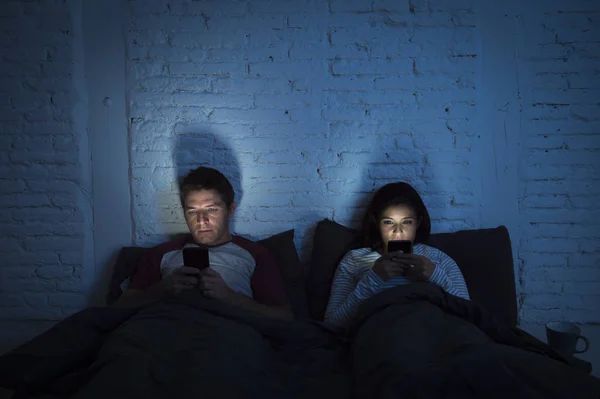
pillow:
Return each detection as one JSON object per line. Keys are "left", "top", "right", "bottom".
{"left": 107, "top": 246, "right": 147, "bottom": 303}
{"left": 307, "top": 218, "right": 518, "bottom": 327}
{"left": 106, "top": 230, "right": 310, "bottom": 319}
{"left": 426, "top": 226, "right": 517, "bottom": 327}
{"left": 258, "top": 229, "right": 309, "bottom": 319}
{"left": 307, "top": 219, "right": 359, "bottom": 320}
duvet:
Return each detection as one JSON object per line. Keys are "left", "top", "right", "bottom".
{"left": 1, "top": 284, "right": 598, "bottom": 399}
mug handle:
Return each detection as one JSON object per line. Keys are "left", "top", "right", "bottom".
{"left": 575, "top": 335, "right": 590, "bottom": 354}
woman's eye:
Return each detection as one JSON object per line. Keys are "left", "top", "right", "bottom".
{"left": 404, "top": 220, "right": 413, "bottom": 225}
{"left": 382, "top": 220, "right": 393, "bottom": 225}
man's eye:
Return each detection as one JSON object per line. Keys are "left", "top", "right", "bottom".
{"left": 208, "top": 208, "right": 218, "bottom": 213}
{"left": 187, "top": 210, "right": 197, "bottom": 215}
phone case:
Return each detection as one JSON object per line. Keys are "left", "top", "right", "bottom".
{"left": 387, "top": 240, "right": 413, "bottom": 254}
{"left": 183, "top": 247, "right": 210, "bottom": 269}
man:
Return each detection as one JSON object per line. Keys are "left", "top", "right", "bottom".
{"left": 118, "top": 167, "right": 293, "bottom": 320}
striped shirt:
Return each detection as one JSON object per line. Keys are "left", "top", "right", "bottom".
{"left": 324, "top": 243, "right": 470, "bottom": 329}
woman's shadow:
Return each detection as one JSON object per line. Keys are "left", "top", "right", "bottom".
{"left": 343, "top": 150, "right": 431, "bottom": 232}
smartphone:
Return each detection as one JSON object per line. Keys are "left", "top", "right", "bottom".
{"left": 387, "top": 240, "right": 413, "bottom": 254}
{"left": 182, "top": 247, "right": 210, "bottom": 270}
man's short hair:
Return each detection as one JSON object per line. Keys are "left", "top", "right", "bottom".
{"left": 179, "top": 167, "right": 235, "bottom": 209}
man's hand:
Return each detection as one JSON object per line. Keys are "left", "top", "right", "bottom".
{"left": 198, "top": 268, "right": 234, "bottom": 301}
{"left": 198, "top": 268, "right": 292, "bottom": 320}
{"left": 389, "top": 253, "right": 436, "bottom": 281}
{"left": 161, "top": 266, "right": 201, "bottom": 295}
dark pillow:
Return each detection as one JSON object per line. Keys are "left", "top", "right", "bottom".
{"left": 426, "top": 226, "right": 517, "bottom": 327}
{"left": 307, "top": 219, "right": 359, "bottom": 320}
{"left": 307, "top": 218, "right": 518, "bottom": 327}
{"left": 106, "top": 246, "right": 147, "bottom": 305}
{"left": 106, "top": 230, "right": 309, "bottom": 319}
{"left": 258, "top": 229, "right": 309, "bottom": 319}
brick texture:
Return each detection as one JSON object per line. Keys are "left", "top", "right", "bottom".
{"left": 0, "top": 0, "right": 92, "bottom": 325}
{"left": 518, "top": 0, "right": 600, "bottom": 323}
{"left": 1, "top": 0, "right": 598, "bottom": 330}
{"left": 126, "top": 0, "right": 481, "bottom": 262}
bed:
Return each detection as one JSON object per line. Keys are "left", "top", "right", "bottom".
{"left": 1, "top": 218, "right": 599, "bottom": 398}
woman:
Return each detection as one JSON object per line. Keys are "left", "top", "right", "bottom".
{"left": 324, "top": 182, "right": 470, "bottom": 329}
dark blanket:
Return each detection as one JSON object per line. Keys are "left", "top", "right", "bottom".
{"left": 2, "top": 284, "right": 599, "bottom": 399}
{"left": 349, "top": 283, "right": 600, "bottom": 399}
{"left": 0, "top": 290, "right": 351, "bottom": 399}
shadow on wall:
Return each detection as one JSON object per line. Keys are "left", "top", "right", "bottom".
{"left": 350, "top": 150, "right": 473, "bottom": 238}
{"left": 171, "top": 124, "right": 243, "bottom": 233}
{"left": 96, "top": 126, "right": 242, "bottom": 305}
{"left": 341, "top": 149, "right": 428, "bottom": 233}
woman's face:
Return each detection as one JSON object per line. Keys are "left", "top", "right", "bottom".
{"left": 378, "top": 204, "right": 420, "bottom": 247}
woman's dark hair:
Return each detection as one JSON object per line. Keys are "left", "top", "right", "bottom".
{"left": 179, "top": 167, "right": 235, "bottom": 209}
{"left": 360, "top": 182, "right": 431, "bottom": 250}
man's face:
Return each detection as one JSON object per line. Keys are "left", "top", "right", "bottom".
{"left": 183, "top": 189, "right": 236, "bottom": 246}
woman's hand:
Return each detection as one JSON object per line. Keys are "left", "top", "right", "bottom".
{"left": 389, "top": 253, "right": 436, "bottom": 281}
{"left": 372, "top": 252, "right": 436, "bottom": 282}
{"left": 372, "top": 253, "right": 411, "bottom": 281}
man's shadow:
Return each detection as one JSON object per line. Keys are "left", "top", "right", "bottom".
{"left": 97, "top": 126, "right": 243, "bottom": 306}
{"left": 171, "top": 124, "right": 244, "bottom": 234}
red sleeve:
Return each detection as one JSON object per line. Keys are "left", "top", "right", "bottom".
{"left": 129, "top": 249, "right": 162, "bottom": 291}
{"left": 251, "top": 247, "right": 290, "bottom": 307}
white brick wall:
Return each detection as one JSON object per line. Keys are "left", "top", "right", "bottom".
{"left": 0, "top": 0, "right": 93, "bottom": 330}
{"left": 126, "top": 0, "right": 599, "bottom": 325}
{"left": 126, "top": 0, "right": 481, "bottom": 259}
{"left": 0, "top": 0, "right": 598, "bottom": 336}
{"left": 518, "top": 0, "right": 600, "bottom": 323}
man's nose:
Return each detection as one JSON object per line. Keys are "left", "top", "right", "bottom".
{"left": 196, "top": 211, "right": 209, "bottom": 223}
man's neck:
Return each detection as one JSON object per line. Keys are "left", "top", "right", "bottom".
{"left": 191, "top": 233, "right": 233, "bottom": 247}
